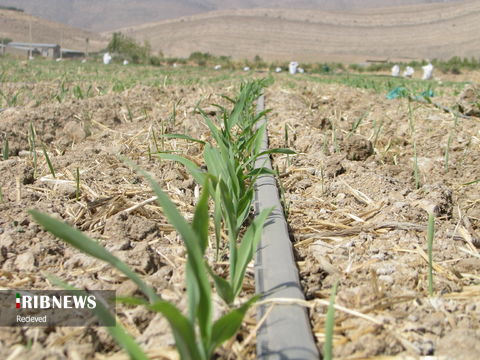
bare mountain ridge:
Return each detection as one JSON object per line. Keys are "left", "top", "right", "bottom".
{"left": 116, "top": 0, "right": 480, "bottom": 62}
{"left": 1, "top": 1, "right": 478, "bottom": 62}
{"left": 0, "top": 0, "right": 464, "bottom": 32}
{"left": 120, "top": 1, "right": 477, "bottom": 30}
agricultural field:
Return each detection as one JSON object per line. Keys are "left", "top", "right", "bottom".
{"left": 0, "top": 58, "right": 479, "bottom": 359}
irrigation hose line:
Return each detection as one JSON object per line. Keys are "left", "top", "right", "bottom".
{"left": 253, "top": 94, "right": 319, "bottom": 360}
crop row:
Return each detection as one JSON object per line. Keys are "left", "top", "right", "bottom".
{"left": 29, "top": 77, "right": 293, "bottom": 359}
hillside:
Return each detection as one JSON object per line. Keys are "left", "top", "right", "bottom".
{"left": 115, "top": 0, "right": 480, "bottom": 62}
{"left": 0, "top": 8, "right": 106, "bottom": 52}
{"left": 0, "top": 0, "right": 464, "bottom": 32}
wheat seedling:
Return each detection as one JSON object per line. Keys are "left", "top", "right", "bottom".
{"left": 2, "top": 136, "right": 8, "bottom": 160}
{"left": 413, "top": 141, "right": 420, "bottom": 189}
{"left": 75, "top": 167, "right": 80, "bottom": 201}
{"left": 159, "top": 78, "right": 291, "bottom": 304}
{"left": 444, "top": 132, "right": 453, "bottom": 172}
{"left": 427, "top": 213, "right": 435, "bottom": 296}
{"left": 30, "top": 175, "right": 259, "bottom": 360}
{"left": 42, "top": 145, "right": 56, "bottom": 178}
{"left": 323, "top": 281, "right": 339, "bottom": 360}
{"left": 29, "top": 123, "right": 38, "bottom": 178}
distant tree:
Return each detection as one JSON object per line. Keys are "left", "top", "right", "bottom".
{"left": 107, "top": 32, "right": 151, "bottom": 64}
{"left": 0, "top": 5, "right": 23, "bottom": 12}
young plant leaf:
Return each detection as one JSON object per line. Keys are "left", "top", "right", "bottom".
{"left": 149, "top": 300, "right": 202, "bottom": 360}
{"left": 427, "top": 213, "right": 435, "bottom": 297}
{"left": 2, "top": 136, "right": 8, "bottom": 160}
{"left": 253, "top": 148, "right": 296, "bottom": 160}
{"left": 323, "top": 281, "right": 338, "bottom": 360}
{"left": 46, "top": 274, "right": 149, "bottom": 360}
{"left": 208, "top": 266, "right": 234, "bottom": 305}
{"left": 160, "top": 133, "right": 206, "bottom": 145}
{"left": 209, "top": 295, "right": 259, "bottom": 354}
{"left": 213, "top": 182, "right": 223, "bottom": 260}
{"left": 127, "top": 160, "right": 213, "bottom": 345}
{"left": 232, "top": 208, "right": 272, "bottom": 296}
{"left": 192, "top": 181, "right": 210, "bottom": 253}
{"left": 42, "top": 145, "right": 56, "bottom": 179}
{"left": 157, "top": 153, "right": 206, "bottom": 185}
{"left": 30, "top": 210, "right": 159, "bottom": 303}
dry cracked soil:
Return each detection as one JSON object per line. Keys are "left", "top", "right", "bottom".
{"left": 0, "top": 63, "right": 479, "bottom": 360}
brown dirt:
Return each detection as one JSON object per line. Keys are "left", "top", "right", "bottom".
{"left": 266, "top": 77, "right": 480, "bottom": 359}
{"left": 0, "top": 82, "right": 257, "bottom": 359}
{"left": 1, "top": 68, "right": 479, "bottom": 359}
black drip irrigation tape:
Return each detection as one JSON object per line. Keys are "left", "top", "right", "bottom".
{"left": 254, "top": 94, "right": 319, "bottom": 359}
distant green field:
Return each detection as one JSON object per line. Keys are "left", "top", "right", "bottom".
{"left": 0, "top": 58, "right": 256, "bottom": 108}
{"left": 0, "top": 57, "right": 470, "bottom": 109}
{"left": 294, "top": 73, "right": 469, "bottom": 97}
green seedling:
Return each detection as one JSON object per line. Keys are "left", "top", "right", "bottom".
{"left": 323, "top": 281, "right": 338, "bottom": 360}
{"left": 284, "top": 124, "right": 292, "bottom": 169}
{"left": 0, "top": 89, "right": 21, "bottom": 107}
{"left": 413, "top": 141, "right": 420, "bottom": 189}
{"left": 131, "top": 170, "right": 260, "bottom": 358}
{"left": 160, "top": 134, "right": 206, "bottom": 145}
{"left": 29, "top": 123, "right": 38, "bottom": 178}
{"left": 407, "top": 99, "right": 416, "bottom": 136}
{"left": 25, "top": 338, "right": 33, "bottom": 351}
{"left": 18, "top": 72, "right": 285, "bottom": 360}
{"left": 73, "top": 85, "right": 84, "bottom": 99}
{"left": 126, "top": 104, "right": 134, "bottom": 122}
{"left": 31, "top": 173, "right": 258, "bottom": 360}
{"left": 158, "top": 78, "right": 292, "bottom": 304}
{"left": 463, "top": 179, "right": 480, "bottom": 186}
{"left": 0, "top": 186, "right": 4, "bottom": 203}
{"left": 209, "top": 177, "right": 272, "bottom": 304}
{"left": 2, "top": 136, "right": 8, "bottom": 160}
{"left": 276, "top": 165, "right": 291, "bottom": 219}
{"left": 444, "top": 132, "right": 453, "bottom": 172}
{"left": 320, "top": 167, "right": 325, "bottom": 195}
{"left": 147, "top": 144, "right": 152, "bottom": 161}
{"left": 383, "top": 138, "right": 392, "bottom": 154}
{"left": 151, "top": 129, "right": 160, "bottom": 153}
{"left": 85, "top": 85, "right": 93, "bottom": 98}
{"left": 46, "top": 275, "right": 149, "bottom": 360}
{"left": 113, "top": 80, "right": 125, "bottom": 92}
{"left": 284, "top": 123, "right": 289, "bottom": 147}
{"left": 55, "top": 80, "right": 68, "bottom": 103}
{"left": 427, "top": 213, "right": 435, "bottom": 297}
{"left": 331, "top": 123, "right": 339, "bottom": 153}
{"left": 349, "top": 109, "right": 369, "bottom": 137}
{"left": 160, "top": 120, "right": 165, "bottom": 151}
{"left": 42, "top": 145, "right": 56, "bottom": 178}
{"left": 30, "top": 209, "right": 159, "bottom": 301}
{"left": 169, "top": 99, "right": 181, "bottom": 130}
{"left": 453, "top": 112, "right": 459, "bottom": 128}
{"left": 372, "top": 119, "right": 383, "bottom": 148}
{"left": 323, "top": 135, "right": 329, "bottom": 155}
{"left": 75, "top": 167, "right": 80, "bottom": 201}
